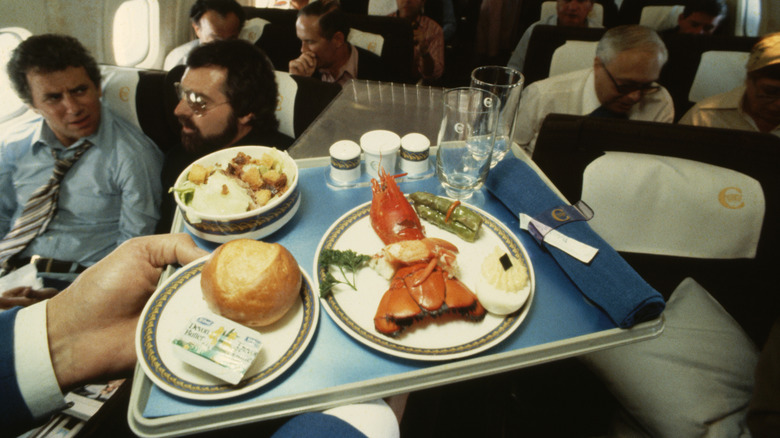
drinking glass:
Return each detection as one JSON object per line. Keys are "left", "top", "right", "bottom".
{"left": 470, "top": 66, "right": 524, "bottom": 167}
{"left": 435, "top": 87, "right": 500, "bottom": 200}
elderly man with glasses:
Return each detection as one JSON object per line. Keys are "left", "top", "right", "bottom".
{"left": 513, "top": 25, "right": 673, "bottom": 156}
{"left": 680, "top": 33, "right": 780, "bottom": 137}
{"left": 159, "top": 39, "right": 293, "bottom": 232}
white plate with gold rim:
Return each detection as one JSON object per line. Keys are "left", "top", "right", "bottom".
{"left": 315, "top": 201, "right": 534, "bottom": 361}
{"left": 135, "top": 256, "right": 319, "bottom": 400}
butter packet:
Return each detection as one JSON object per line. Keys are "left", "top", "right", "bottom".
{"left": 172, "top": 313, "right": 263, "bottom": 385}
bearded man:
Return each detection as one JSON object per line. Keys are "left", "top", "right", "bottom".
{"left": 159, "top": 39, "right": 292, "bottom": 232}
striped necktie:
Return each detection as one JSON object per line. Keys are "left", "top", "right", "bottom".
{"left": 0, "top": 142, "right": 93, "bottom": 267}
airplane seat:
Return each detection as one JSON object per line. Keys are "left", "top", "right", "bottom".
{"left": 617, "top": 0, "right": 682, "bottom": 26}
{"left": 0, "top": 27, "right": 33, "bottom": 127}
{"left": 658, "top": 33, "right": 758, "bottom": 120}
{"left": 548, "top": 40, "right": 599, "bottom": 78}
{"left": 522, "top": 25, "right": 606, "bottom": 86}
{"left": 638, "top": 4, "right": 684, "bottom": 31}
{"left": 533, "top": 113, "right": 777, "bottom": 436}
{"left": 99, "top": 64, "right": 178, "bottom": 153}
{"left": 532, "top": 114, "right": 780, "bottom": 348}
{"left": 274, "top": 71, "right": 342, "bottom": 138}
{"left": 687, "top": 50, "right": 750, "bottom": 102}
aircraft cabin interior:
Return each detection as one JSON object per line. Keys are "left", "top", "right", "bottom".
{"left": 1, "top": 0, "right": 779, "bottom": 437}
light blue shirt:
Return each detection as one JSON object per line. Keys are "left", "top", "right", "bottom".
{"left": 0, "top": 105, "right": 163, "bottom": 266}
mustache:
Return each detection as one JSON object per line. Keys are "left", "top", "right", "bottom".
{"left": 178, "top": 115, "right": 197, "bottom": 131}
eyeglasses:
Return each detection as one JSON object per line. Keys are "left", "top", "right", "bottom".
{"left": 174, "top": 82, "right": 229, "bottom": 116}
{"left": 602, "top": 65, "right": 661, "bottom": 96}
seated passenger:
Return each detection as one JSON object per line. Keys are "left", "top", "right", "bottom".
{"left": 514, "top": 25, "right": 674, "bottom": 156}
{"left": 507, "top": 0, "right": 603, "bottom": 73}
{"left": 163, "top": 0, "right": 245, "bottom": 71}
{"left": 159, "top": 40, "right": 293, "bottom": 232}
{"left": 389, "top": 0, "right": 445, "bottom": 83}
{"left": 680, "top": 32, "right": 780, "bottom": 137}
{"left": 0, "top": 34, "right": 162, "bottom": 288}
{"left": 289, "top": 1, "right": 388, "bottom": 86}
{"left": 660, "top": 0, "right": 727, "bottom": 37}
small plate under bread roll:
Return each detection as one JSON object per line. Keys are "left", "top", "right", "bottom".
{"left": 201, "top": 239, "right": 302, "bottom": 327}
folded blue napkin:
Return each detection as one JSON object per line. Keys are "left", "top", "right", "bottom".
{"left": 485, "top": 158, "right": 665, "bottom": 328}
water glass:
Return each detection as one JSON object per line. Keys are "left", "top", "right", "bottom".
{"left": 435, "top": 87, "right": 500, "bottom": 199}
{"left": 470, "top": 66, "right": 524, "bottom": 167}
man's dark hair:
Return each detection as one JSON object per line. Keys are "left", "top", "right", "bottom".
{"left": 190, "top": 0, "right": 246, "bottom": 28}
{"left": 187, "top": 39, "right": 279, "bottom": 133}
{"left": 299, "top": 0, "right": 349, "bottom": 40}
{"left": 7, "top": 33, "right": 101, "bottom": 106}
{"left": 681, "top": 0, "right": 727, "bottom": 19}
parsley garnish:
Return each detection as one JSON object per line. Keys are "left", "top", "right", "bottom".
{"left": 318, "top": 249, "right": 371, "bottom": 298}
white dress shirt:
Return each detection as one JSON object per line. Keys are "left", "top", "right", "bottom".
{"left": 513, "top": 68, "right": 674, "bottom": 156}
{"left": 14, "top": 301, "right": 68, "bottom": 420}
{"left": 679, "top": 85, "right": 780, "bottom": 138}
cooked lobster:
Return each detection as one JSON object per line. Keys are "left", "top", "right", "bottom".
{"left": 374, "top": 263, "right": 486, "bottom": 336}
{"left": 369, "top": 166, "right": 486, "bottom": 336}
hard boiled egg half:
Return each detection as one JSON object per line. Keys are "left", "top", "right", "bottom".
{"left": 475, "top": 247, "right": 531, "bottom": 316}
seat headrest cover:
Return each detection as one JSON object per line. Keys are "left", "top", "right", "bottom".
{"left": 99, "top": 65, "right": 141, "bottom": 128}
{"left": 639, "top": 5, "right": 685, "bottom": 31}
{"left": 550, "top": 40, "right": 598, "bottom": 77}
{"left": 348, "top": 28, "right": 384, "bottom": 56}
{"left": 240, "top": 17, "right": 271, "bottom": 44}
{"left": 582, "top": 152, "right": 764, "bottom": 259}
{"left": 273, "top": 70, "right": 298, "bottom": 138}
{"left": 368, "top": 0, "right": 397, "bottom": 16}
{"left": 689, "top": 51, "right": 750, "bottom": 102}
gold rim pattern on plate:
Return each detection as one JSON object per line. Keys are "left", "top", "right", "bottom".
{"left": 140, "top": 261, "right": 317, "bottom": 395}
{"left": 318, "top": 203, "right": 530, "bottom": 358}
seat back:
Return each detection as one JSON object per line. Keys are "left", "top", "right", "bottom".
{"left": 0, "top": 27, "right": 32, "bottom": 126}
{"left": 617, "top": 0, "right": 684, "bottom": 25}
{"left": 688, "top": 50, "right": 749, "bottom": 102}
{"left": 275, "top": 71, "right": 342, "bottom": 138}
{"left": 658, "top": 33, "right": 758, "bottom": 119}
{"left": 549, "top": 40, "right": 599, "bottom": 77}
{"left": 531, "top": 114, "right": 780, "bottom": 346}
{"left": 100, "top": 64, "right": 178, "bottom": 152}
{"left": 638, "top": 4, "right": 684, "bottom": 31}
{"left": 522, "top": 25, "right": 606, "bottom": 85}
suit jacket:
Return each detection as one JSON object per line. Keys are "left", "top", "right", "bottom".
{"left": 354, "top": 46, "right": 391, "bottom": 83}
{"left": 0, "top": 307, "right": 37, "bottom": 435}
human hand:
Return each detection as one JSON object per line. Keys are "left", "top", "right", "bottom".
{"left": 289, "top": 51, "right": 317, "bottom": 77}
{"left": 0, "top": 286, "right": 59, "bottom": 309}
{"left": 413, "top": 28, "right": 430, "bottom": 55}
{"left": 46, "top": 233, "right": 209, "bottom": 391}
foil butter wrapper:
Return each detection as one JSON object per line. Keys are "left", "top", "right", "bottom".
{"left": 172, "top": 313, "right": 263, "bottom": 385}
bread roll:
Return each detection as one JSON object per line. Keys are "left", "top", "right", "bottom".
{"left": 201, "top": 239, "right": 301, "bottom": 327}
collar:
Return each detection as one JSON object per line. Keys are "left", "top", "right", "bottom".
{"left": 320, "top": 44, "right": 358, "bottom": 86}
{"left": 582, "top": 69, "right": 601, "bottom": 114}
{"left": 32, "top": 105, "right": 105, "bottom": 154}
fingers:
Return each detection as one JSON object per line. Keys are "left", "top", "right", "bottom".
{"left": 0, "top": 287, "right": 59, "bottom": 308}
{"left": 137, "top": 233, "right": 209, "bottom": 269}
{"left": 289, "top": 52, "right": 317, "bottom": 77}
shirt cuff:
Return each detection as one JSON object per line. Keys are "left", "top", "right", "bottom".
{"left": 14, "top": 301, "right": 67, "bottom": 419}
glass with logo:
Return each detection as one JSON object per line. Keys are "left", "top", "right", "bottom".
{"left": 435, "top": 87, "right": 500, "bottom": 199}
{"left": 470, "top": 66, "right": 524, "bottom": 167}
